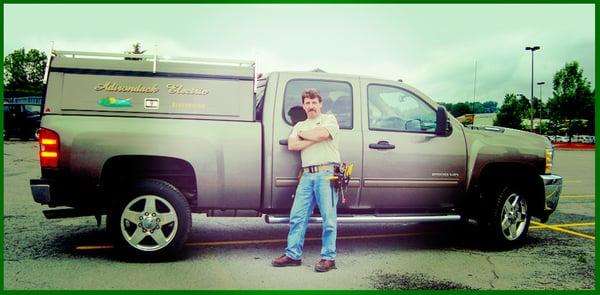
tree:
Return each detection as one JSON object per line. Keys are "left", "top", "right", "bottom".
{"left": 517, "top": 94, "right": 532, "bottom": 117}
{"left": 482, "top": 101, "right": 498, "bottom": 113}
{"left": 450, "top": 102, "right": 472, "bottom": 117}
{"left": 4, "top": 48, "right": 47, "bottom": 97}
{"left": 531, "top": 97, "right": 546, "bottom": 119}
{"left": 439, "top": 100, "right": 498, "bottom": 116}
{"left": 546, "top": 61, "right": 594, "bottom": 138}
{"left": 494, "top": 94, "right": 526, "bottom": 130}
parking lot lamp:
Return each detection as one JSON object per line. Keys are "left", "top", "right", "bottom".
{"left": 526, "top": 46, "right": 540, "bottom": 132}
{"left": 537, "top": 81, "right": 545, "bottom": 134}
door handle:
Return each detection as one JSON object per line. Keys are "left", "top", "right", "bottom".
{"left": 279, "top": 139, "right": 288, "bottom": 145}
{"left": 369, "top": 140, "right": 395, "bottom": 150}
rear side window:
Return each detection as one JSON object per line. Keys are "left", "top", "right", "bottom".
{"left": 283, "top": 79, "right": 353, "bottom": 129}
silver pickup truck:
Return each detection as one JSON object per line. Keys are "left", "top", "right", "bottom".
{"left": 30, "top": 50, "right": 562, "bottom": 259}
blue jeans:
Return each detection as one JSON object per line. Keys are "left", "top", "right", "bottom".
{"left": 285, "top": 171, "right": 338, "bottom": 261}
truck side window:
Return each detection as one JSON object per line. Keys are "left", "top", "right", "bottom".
{"left": 367, "top": 84, "right": 436, "bottom": 133}
{"left": 283, "top": 79, "right": 353, "bottom": 129}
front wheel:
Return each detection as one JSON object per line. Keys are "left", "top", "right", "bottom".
{"left": 482, "top": 184, "right": 531, "bottom": 248}
{"left": 108, "top": 179, "right": 192, "bottom": 260}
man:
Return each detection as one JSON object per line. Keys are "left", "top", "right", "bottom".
{"left": 272, "top": 88, "right": 341, "bottom": 272}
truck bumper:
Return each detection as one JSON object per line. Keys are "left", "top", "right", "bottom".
{"left": 539, "top": 174, "right": 562, "bottom": 221}
{"left": 30, "top": 179, "right": 54, "bottom": 204}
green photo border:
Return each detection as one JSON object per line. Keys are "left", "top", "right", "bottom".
{"left": 0, "top": 0, "right": 597, "bottom": 294}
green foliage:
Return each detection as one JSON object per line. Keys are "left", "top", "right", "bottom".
{"left": 531, "top": 96, "right": 547, "bottom": 120}
{"left": 4, "top": 48, "right": 47, "bottom": 96}
{"left": 439, "top": 100, "right": 498, "bottom": 118}
{"left": 494, "top": 94, "right": 526, "bottom": 130}
{"left": 546, "top": 61, "right": 594, "bottom": 136}
{"left": 481, "top": 101, "right": 498, "bottom": 113}
{"left": 517, "top": 94, "right": 532, "bottom": 118}
{"left": 542, "top": 120, "right": 563, "bottom": 135}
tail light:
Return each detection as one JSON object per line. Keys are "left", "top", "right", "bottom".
{"left": 39, "top": 128, "right": 60, "bottom": 168}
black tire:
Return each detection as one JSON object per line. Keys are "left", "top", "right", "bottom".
{"left": 481, "top": 183, "right": 531, "bottom": 249}
{"left": 107, "top": 179, "right": 192, "bottom": 260}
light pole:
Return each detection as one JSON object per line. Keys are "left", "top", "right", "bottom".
{"left": 526, "top": 46, "right": 540, "bottom": 132}
{"left": 537, "top": 81, "right": 545, "bottom": 134}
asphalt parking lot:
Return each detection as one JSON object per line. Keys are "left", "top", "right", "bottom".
{"left": 2, "top": 141, "right": 595, "bottom": 290}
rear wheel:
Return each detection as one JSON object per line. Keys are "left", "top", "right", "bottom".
{"left": 108, "top": 179, "right": 191, "bottom": 260}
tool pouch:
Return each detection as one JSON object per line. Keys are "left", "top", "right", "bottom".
{"left": 331, "top": 165, "right": 342, "bottom": 190}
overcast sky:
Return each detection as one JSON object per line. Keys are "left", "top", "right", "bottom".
{"left": 4, "top": 4, "right": 595, "bottom": 104}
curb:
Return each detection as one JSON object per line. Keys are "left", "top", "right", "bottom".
{"left": 552, "top": 143, "right": 595, "bottom": 151}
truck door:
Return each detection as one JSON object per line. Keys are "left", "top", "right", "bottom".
{"left": 359, "top": 80, "right": 467, "bottom": 211}
{"left": 270, "top": 74, "right": 363, "bottom": 212}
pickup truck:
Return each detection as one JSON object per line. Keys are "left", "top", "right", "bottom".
{"left": 30, "top": 50, "right": 563, "bottom": 259}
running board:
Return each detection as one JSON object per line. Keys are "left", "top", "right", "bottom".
{"left": 264, "top": 214, "right": 461, "bottom": 224}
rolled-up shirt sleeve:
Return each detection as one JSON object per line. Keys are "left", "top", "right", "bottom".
{"left": 321, "top": 114, "right": 340, "bottom": 139}
{"left": 289, "top": 123, "right": 300, "bottom": 138}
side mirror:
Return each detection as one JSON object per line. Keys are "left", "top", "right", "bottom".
{"left": 435, "top": 106, "right": 449, "bottom": 137}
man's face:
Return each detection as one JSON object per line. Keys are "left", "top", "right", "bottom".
{"left": 302, "top": 96, "right": 322, "bottom": 119}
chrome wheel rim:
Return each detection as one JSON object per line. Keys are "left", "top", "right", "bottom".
{"left": 500, "top": 193, "right": 528, "bottom": 241}
{"left": 120, "top": 195, "right": 178, "bottom": 251}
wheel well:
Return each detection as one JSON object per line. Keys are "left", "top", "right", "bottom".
{"left": 476, "top": 163, "right": 545, "bottom": 218}
{"left": 101, "top": 156, "right": 197, "bottom": 205}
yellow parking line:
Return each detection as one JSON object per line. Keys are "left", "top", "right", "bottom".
{"left": 529, "top": 222, "right": 595, "bottom": 230}
{"left": 552, "top": 222, "right": 595, "bottom": 227}
{"left": 530, "top": 221, "right": 595, "bottom": 240}
{"left": 561, "top": 195, "right": 595, "bottom": 199}
{"left": 76, "top": 245, "right": 114, "bottom": 250}
{"left": 76, "top": 232, "right": 427, "bottom": 251}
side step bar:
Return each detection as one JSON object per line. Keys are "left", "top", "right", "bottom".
{"left": 264, "top": 214, "right": 461, "bottom": 224}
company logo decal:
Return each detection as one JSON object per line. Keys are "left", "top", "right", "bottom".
{"left": 93, "top": 82, "right": 209, "bottom": 96}
{"left": 98, "top": 96, "right": 132, "bottom": 108}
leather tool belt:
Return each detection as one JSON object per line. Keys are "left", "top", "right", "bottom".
{"left": 303, "top": 164, "right": 336, "bottom": 173}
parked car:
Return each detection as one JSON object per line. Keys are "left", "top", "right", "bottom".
{"left": 30, "top": 50, "right": 563, "bottom": 259}
{"left": 579, "top": 135, "right": 595, "bottom": 144}
{"left": 3, "top": 102, "right": 41, "bottom": 140}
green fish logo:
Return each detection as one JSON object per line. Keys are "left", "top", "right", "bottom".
{"left": 98, "top": 96, "right": 132, "bottom": 107}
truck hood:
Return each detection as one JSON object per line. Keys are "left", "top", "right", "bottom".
{"left": 462, "top": 125, "right": 552, "bottom": 175}
{"left": 463, "top": 125, "right": 552, "bottom": 150}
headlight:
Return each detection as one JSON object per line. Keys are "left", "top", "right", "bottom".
{"left": 545, "top": 148, "right": 554, "bottom": 174}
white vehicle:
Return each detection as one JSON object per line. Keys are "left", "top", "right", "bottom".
{"left": 579, "top": 135, "right": 595, "bottom": 144}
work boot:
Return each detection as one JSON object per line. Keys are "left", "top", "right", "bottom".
{"left": 272, "top": 255, "right": 301, "bottom": 267}
{"left": 314, "top": 259, "right": 336, "bottom": 272}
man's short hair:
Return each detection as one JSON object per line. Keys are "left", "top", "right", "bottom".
{"left": 301, "top": 88, "right": 322, "bottom": 103}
